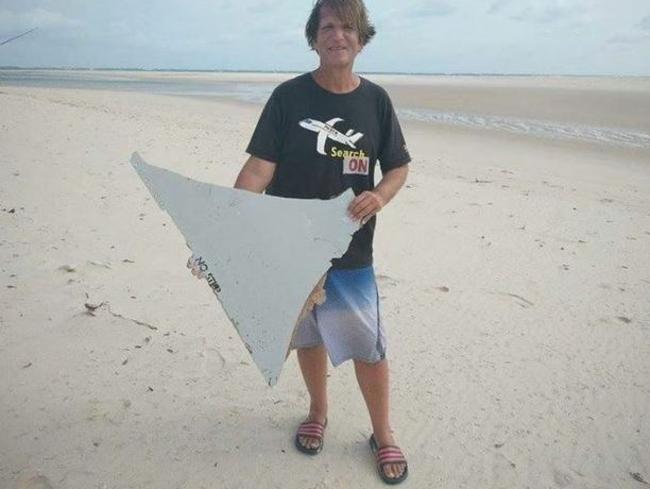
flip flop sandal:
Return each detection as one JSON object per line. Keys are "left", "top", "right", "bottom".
{"left": 294, "top": 418, "right": 327, "bottom": 455}
{"left": 369, "top": 434, "right": 409, "bottom": 485}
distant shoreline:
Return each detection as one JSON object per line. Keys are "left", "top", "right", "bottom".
{"left": 1, "top": 66, "right": 649, "bottom": 79}
{"left": 2, "top": 71, "right": 649, "bottom": 150}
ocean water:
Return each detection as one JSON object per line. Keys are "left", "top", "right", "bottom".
{"left": 0, "top": 69, "right": 275, "bottom": 103}
{"left": 2, "top": 69, "right": 649, "bottom": 149}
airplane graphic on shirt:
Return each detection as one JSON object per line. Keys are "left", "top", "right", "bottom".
{"left": 299, "top": 118, "right": 364, "bottom": 155}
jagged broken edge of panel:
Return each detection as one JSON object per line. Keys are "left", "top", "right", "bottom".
{"left": 130, "top": 152, "right": 356, "bottom": 386}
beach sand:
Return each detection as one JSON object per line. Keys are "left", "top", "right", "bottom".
{"left": 1, "top": 78, "right": 649, "bottom": 488}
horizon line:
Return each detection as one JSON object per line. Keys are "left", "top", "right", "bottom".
{"left": 0, "top": 66, "right": 649, "bottom": 78}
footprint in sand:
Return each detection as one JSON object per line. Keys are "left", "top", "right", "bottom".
{"left": 542, "top": 180, "right": 563, "bottom": 189}
{"left": 17, "top": 475, "right": 54, "bottom": 489}
{"left": 553, "top": 469, "right": 575, "bottom": 488}
{"left": 376, "top": 274, "right": 398, "bottom": 287}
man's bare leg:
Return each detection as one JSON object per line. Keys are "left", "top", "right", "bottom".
{"left": 296, "top": 345, "right": 329, "bottom": 449}
{"left": 354, "top": 358, "right": 406, "bottom": 480}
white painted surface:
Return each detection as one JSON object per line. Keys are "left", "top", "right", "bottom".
{"left": 131, "top": 153, "right": 356, "bottom": 385}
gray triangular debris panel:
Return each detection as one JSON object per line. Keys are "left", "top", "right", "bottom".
{"left": 130, "top": 152, "right": 357, "bottom": 386}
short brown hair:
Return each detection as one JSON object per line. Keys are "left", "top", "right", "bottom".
{"left": 305, "top": 0, "right": 376, "bottom": 49}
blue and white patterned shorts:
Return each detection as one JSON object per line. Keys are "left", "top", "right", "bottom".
{"left": 290, "top": 266, "right": 386, "bottom": 366}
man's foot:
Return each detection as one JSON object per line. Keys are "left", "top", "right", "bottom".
{"left": 369, "top": 433, "right": 408, "bottom": 484}
{"left": 294, "top": 415, "right": 327, "bottom": 455}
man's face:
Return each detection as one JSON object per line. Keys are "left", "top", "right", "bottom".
{"left": 314, "top": 6, "right": 363, "bottom": 69}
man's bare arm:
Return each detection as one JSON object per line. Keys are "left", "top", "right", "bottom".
{"left": 348, "top": 164, "right": 409, "bottom": 224}
{"left": 234, "top": 156, "right": 276, "bottom": 193}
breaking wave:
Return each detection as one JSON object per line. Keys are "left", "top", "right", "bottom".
{"left": 397, "top": 108, "right": 650, "bottom": 149}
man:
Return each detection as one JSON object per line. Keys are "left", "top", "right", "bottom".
{"left": 196, "top": 0, "right": 410, "bottom": 483}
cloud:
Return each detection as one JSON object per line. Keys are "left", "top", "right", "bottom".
{"left": 511, "top": 4, "right": 583, "bottom": 23}
{"left": 0, "top": 8, "right": 80, "bottom": 31}
{"left": 245, "top": 0, "right": 295, "bottom": 14}
{"left": 487, "top": 0, "right": 589, "bottom": 24}
{"left": 406, "top": 1, "right": 456, "bottom": 18}
{"left": 487, "top": 0, "right": 512, "bottom": 15}
{"left": 371, "top": 1, "right": 455, "bottom": 33}
{"left": 607, "top": 13, "right": 650, "bottom": 46}
{"left": 639, "top": 15, "right": 650, "bottom": 31}
{"left": 608, "top": 33, "right": 650, "bottom": 45}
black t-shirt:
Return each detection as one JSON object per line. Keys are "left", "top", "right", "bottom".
{"left": 246, "top": 73, "right": 410, "bottom": 269}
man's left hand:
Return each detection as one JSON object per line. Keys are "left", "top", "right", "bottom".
{"left": 348, "top": 190, "right": 385, "bottom": 226}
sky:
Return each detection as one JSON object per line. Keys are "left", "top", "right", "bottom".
{"left": 0, "top": 0, "right": 649, "bottom": 75}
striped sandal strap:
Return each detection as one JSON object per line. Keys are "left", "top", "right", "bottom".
{"left": 296, "top": 421, "right": 326, "bottom": 439}
{"left": 376, "top": 445, "right": 408, "bottom": 468}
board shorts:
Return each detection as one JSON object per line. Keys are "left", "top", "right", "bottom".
{"left": 290, "top": 266, "right": 386, "bottom": 367}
